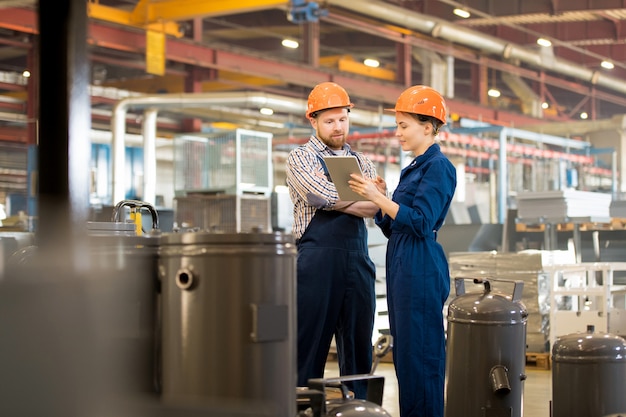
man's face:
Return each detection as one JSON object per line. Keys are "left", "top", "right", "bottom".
{"left": 309, "top": 107, "right": 350, "bottom": 150}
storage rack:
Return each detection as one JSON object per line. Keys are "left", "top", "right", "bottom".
{"left": 544, "top": 262, "right": 626, "bottom": 349}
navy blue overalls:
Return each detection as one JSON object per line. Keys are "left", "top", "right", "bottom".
{"left": 296, "top": 157, "right": 376, "bottom": 399}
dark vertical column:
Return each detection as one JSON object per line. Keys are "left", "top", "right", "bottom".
{"left": 26, "top": 39, "right": 39, "bottom": 219}
{"left": 0, "top": 7, "right": 98, "bottom": 417}
{"left": 26, "top": 38, "right": 39, "bottom": 147}
{"left": 396, "top": 42, "right": 412, "bottom": 87}
{"left": 37, "top": 0, "right": 90, "bottom": 253}
{"left": 303, "top": 21, "right": 319, "bottom": 66}
{"left": 182, "top": 17, "right": 204, "bottom": 133}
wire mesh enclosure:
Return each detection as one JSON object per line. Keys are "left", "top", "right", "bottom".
{"left": 173, "top": 129, "right": 273, "bottom": 196}
{"left": 174, "top": 194, "right": 271, "bottom": 233}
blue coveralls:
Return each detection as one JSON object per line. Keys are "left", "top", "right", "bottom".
{"left": 375, "top": 144, "right": 456, "bottom": 417}
{"left": 296, "top": 160, "right": 376, "bottom": 399}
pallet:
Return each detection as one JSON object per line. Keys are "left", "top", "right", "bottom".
{"left": 526, "top": 352, "right": 551, "bottom": 370}
{"left": 516, "top": 218, "right": 626, "bottom": 233}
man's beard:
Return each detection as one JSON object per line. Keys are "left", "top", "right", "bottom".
{"left": 319, "top": 131, "right": 346, "bottom": 149}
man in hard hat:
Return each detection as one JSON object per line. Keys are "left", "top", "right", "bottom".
{"left": 286, "top": 81, "right": 380, "bottom": 399}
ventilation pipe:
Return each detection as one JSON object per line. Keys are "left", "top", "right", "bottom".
{"left": 328, "top": 0, "right": 626, "bottom": 96}
{"left": 501, "top": 72, "right": 542, "bottom": 118}
{"left": 412, "top": 49, "right": 450, "bottom": 96}
{"left": 110, "top": 92, "right": 395, "bottom": 204}
{"left": 142, "top": 109, "right": 158, "bottom": 205}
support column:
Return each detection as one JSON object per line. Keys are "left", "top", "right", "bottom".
{"left": 26, "top": 37, "right": 39, "bottom": 219}
{"left": 396, "top": 42, "right": 412, "bottom": 87}
{"left": 183, "top": 17, "right": 204, "bottom": 133}
{"left": 37, "top": 0, "right": 90, "bottom": 255}
{"left": 303, "top": 21, "right": 319, "bottom": 67}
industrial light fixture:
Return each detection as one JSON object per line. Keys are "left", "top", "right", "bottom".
{"left": 580, "top": 112, "right": 588, "bottom": 119}
{"left": 363, "top": 58, "right": 380, "bottom": 68}
{"left": 536, "top": 38, "right": 552, "bottom": 47}
{"left": 259, "top": 107, "right": 274, "bottom": 116}
{"left": 281, "top": 39, "right": 299, "bottom": 49}
{"left": 487, "top": 88, "right": 501, "bottom": 98}
{"left": 541, "top": 102, "right": 549, "bottom": 109}
{"left": 453, "top": 8, "right": 471, "bottom": 18}
{"left": 258, "top": 120, "right": 285, "bottom": 129}
{"left": 601, "top": 60, "right": 614, "bottom": 70}
{"left": 22, "top": 70, "right": 30, "bottom": 78}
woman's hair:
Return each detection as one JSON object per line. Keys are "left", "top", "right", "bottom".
{"left": 410, "top": 113, "right": 443, "bottom": 135}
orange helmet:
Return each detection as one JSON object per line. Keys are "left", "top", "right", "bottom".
{"left": 306, "top": 82, "right": 354, "bottom": 118}
{"left": 389, "top": 85, "right": 447, "bottom": 125}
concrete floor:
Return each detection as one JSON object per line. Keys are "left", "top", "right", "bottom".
{"left": 324, "top": 361, "right": 552, "bottom": 417}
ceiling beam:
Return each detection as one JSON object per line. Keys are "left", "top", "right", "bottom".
{"left": 451, "top": 0, "right": 626, "bottom": 15}
{"left": 1, "top": 7, "right": 622, "bottom": 128}
{"left": 0, "top": 7, "right": 37, "bottom": 33}
{"left": 88, "top": 21, "right": 547, "bottom": 126}
{"left": 131, "top": 0, "right": 288, "bottom": 24}
{"left": 0, "top": 125, "right": 27, "bottom": 142}
{"left": 87, "top": 3, "right": 183, "bottom": 38}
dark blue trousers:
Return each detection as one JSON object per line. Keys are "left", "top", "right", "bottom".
{"left": 296, "top": 209, "right": 376, "bottom": 399}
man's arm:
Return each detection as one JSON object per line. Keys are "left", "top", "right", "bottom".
{"left": 334, "top": 200, "right": 380, "bottom": 218}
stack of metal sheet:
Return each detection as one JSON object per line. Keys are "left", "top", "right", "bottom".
{"left": 516, "top": 190, "right": 612, "bottom": 220}
{"left": 448, "top": 250, "right": 576, "bottom": 353}
{"left": 610, "top": 199, "right": 626, "bottom": 218}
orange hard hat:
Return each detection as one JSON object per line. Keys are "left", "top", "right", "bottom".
{"left": 306, "top": 82, "right": 354, "bottom": 118}
{"left": 388, "top": 85, "right": 447, "bottom": 125}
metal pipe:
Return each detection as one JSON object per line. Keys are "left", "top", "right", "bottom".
{"left": 142, "top": 108, "right": 158, "bottom": 206}
{"left": 490, "top": 365, "right": 511, "bottom": 395}
{"left": 498, "top": 129, "right": 508, "bottom": 224}
{"left": 328, "top": 0, "right": 626, "bottom": 96}
{"left": 110, "top": 92, "right": 395, "bottom": 203}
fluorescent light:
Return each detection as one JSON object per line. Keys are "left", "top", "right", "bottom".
{"left": 541, "top": 102, "right": 549, "bottom": 109}
{"left": 259, "top": 107, "right": 274, "bottom": 116}
{"left": 580, "top": 112, "right": 588, "bottom": 119}
{"left": 537, "top": 38, "right": 552, "bottom": 47}
{"left": 281, "top": 39, "right": 299, "bottom": 49}
{"left": 601, "top": 60, "right": 614, "bottom": 69}
{"left": 363, "top": 58, "right": 380, "bottom": 68}
{"left": 258, "top": 120, "right": 285, "bottom": 129}
{"left": 453, "top": 8, "right": 471, "bottom": 18}
{"left": 487, "top": 88, "right": 501, "bottom": 98}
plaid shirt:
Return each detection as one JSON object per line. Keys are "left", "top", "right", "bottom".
{"left": 285, "top": 135, "right": 377, "bottom": 239}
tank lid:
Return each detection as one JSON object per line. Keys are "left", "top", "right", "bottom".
{"left": 161, "top": 230, "right": 295, "bottom": 245}
{"left": 86, "top": 221, "right": 136, "bottom": 234}
{"left": 87, "top": 233, "right": 162, "bottom": 247}
{"left": 552, "top": 326, "right": 626, "bottom": 362}
{"left": 448, "top": 292, "right": 527, "bottom": 324}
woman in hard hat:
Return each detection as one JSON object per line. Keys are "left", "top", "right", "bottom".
{"left": 349, "top": 85, "right": 457, "bottom": 417}
{"left": 286, "top": 81, "right": 380, "bottom": 399}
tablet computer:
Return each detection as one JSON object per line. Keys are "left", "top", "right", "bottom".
{"left": 322, "top": 155, "right": 368, "bottom": 201}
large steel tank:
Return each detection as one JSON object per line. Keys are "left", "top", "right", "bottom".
{"left": 159, "top": 231, "right": 297, "bottom": 417}
{"left": 85, "top": 218, "right": 162, "bottom": 397}
{"left": 445, "top": 278, "right": 528, "bottom": 417}
{"left": 552, "top": 325, "right": 626, "bottom": 417}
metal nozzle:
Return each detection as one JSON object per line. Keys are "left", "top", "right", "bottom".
{"left": 490, "top": 365, "right": 511, "bottom": 395}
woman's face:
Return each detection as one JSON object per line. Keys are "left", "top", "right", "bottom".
{"left": 394, "top": 112, "right": 434, "bottom": 156}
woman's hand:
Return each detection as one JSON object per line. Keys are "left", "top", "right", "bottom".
{"left": 349, "top": 174, "right": 399, "bottom": 219}
{"left": 374, "top": 175, "right": 387, "bottom": 195}
{"left": 349, "top": 173, "right": 384, "bottom": 201}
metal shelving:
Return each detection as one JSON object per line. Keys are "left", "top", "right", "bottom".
{"left": 545, "top": 262, "right": 626, "bottom": 349}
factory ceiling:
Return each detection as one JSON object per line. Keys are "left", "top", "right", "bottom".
{"left": 1, "top": 0, "right": 626, "bottom": 143}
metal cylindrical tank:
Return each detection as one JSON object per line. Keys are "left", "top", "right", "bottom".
{"left": 159, "top": 231, "right": 297, "bottom": 417}
{"left": 445, "top": 278, "right": 528, "bottom": 417}
{"left": 86, "top": 221, "right": 162, "bottom": 396}
{"left": 552, "top": 325, "right": 626, "bottom": 417}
